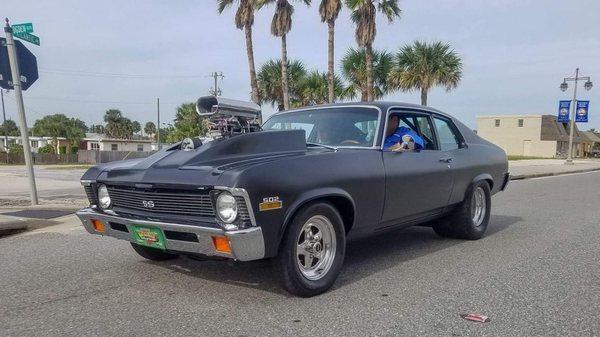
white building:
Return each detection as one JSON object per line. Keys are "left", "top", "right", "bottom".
{"left": 81, "top": 133, "right": 153, "bottom": 152}
{"left": 0, "top": 135, "right": 68, "bottom": 153}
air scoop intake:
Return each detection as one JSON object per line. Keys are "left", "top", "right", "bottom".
{"left": 196, "top": 96, "right": 261, "bottom": 119}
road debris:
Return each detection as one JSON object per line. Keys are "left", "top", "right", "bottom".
{"left": 460, "top": 313, "right": 490, "bottom": 323}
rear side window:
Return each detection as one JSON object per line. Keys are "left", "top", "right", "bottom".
{"left": 433, "top": 118, "right": 462, "bottom": 151}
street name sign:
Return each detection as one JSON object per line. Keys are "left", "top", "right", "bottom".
{"left": 0, "top": 38, "right": 39, "bottom": 90}
{"left": 11, "top": 23, "right": 34, "bottom": 35}
{"left": 13, "top": 32, "right": 40, "bottom": 46}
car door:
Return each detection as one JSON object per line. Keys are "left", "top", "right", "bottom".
{"left": 380, "top": 111, "right": 454, "bottom": 226}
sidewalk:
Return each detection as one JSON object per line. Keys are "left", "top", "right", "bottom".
{"left": 509, "top": 159, "right": 600, "bottom": 180}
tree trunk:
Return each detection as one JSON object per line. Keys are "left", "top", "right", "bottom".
{"left": 365, "top": 43, "right": 374, "bottom": 102}
{"left": 421, "top": 88, "right": 428, "bottom": 106}
{"left": 245, "top": 23, "right": 260, "bottom": 106}
{"left": 281, "top": 34, "right": 290, "bottom": 110}
{"left": 327, "top": 19, "right": 335, "bottom": 104}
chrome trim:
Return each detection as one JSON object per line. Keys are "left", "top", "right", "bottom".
{"left": 80, "top": 179, "right": 94, "bottom": 186}
{"left": 76, "top": 208, "right": 265, "bottom": 261}
{"left": 214, "top": 186, "right": 257, "bottom": 229}
{"left": 263, "top": 105, "right": 384, "bottom": 149}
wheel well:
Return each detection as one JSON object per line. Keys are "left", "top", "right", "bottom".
{"left": 484, "top": 179, "right": 493, "bottom": 190}
{"left": 287, "top": 196, "right": 355, "bottom": 236}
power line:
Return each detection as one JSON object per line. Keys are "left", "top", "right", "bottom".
{"left": 39, "top": 68, "right": 207, "bottom": 79}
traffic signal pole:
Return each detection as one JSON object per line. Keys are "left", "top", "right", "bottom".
{"left": 4, "top": 21, "right": 38, "bottom": 205}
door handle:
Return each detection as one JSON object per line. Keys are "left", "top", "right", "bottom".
{"left": 439, "top": 157, "right": 453, "bottom": 163}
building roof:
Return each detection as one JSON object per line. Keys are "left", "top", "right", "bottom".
{"left": 540, "top": 115, "right": 586, "bottom": 143}
{"left": 83, "top": 133, "right": 152, "bottom": 143}
{"left": 476, "top": 115, "right": 543, "bottom": 119}
{"left": 582, "top": 131, "right": 600, "bottom": 143}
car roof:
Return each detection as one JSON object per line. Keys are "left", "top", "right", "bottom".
{"left": 271, "top": 101, "right": 455, "bottom": 120}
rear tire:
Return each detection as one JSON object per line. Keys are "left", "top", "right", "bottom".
{"left": 130, "top": 242, "right": 179, "bottom": 261}
{"left": 274, "top": 202, "right": 346, "bottom": 297}
{"left": 433, "top": 180, "right": 491, "bottom": 240}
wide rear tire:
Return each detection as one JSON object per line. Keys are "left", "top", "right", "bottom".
{"left": 433, "top": 180, "right": 491, "bottom": 240}
{"left": 274, "top": 202, "right": 346, "bottom": 297}
{"left": 130, "top": 242, "right": 179, "bottom": 261}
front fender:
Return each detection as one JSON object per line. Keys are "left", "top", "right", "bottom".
{"left": 279, "top": 187, "right": 356, "bottom": 242}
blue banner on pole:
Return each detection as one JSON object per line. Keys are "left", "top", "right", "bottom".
{"left": 575, "top": 101, "right": 589, "bottom": 123}
{"left": 557, "top": 100, "right": 570, "bottom": 123}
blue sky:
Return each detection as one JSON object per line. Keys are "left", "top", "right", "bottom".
{"left": 2, "top": 0, "right": 599, "bottom": 130}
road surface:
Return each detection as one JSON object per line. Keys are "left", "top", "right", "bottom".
{"left": 0, "top": 171, "right": 598, "bottom": 336}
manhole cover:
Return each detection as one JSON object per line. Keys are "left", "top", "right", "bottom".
{"left": 2, "top": 209, "right": 73, "bottom": 219}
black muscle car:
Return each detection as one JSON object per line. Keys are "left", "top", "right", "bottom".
{"left": 76, "top": 97, "right": 509, "bottom": 297}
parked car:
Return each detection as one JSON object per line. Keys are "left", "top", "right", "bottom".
{"left": 590, "top": 149, "right": 600, "bottom": 158}
{"left": 76, "top": 97, "right": 509, "bottom": 297}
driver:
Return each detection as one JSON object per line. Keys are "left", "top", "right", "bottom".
{"left": 384, "top": 115, "right": 424, "bottom": 151}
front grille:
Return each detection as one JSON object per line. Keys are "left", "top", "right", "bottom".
{"left": 84, "top": 185, "right": 97, "bottom": 205}
{"left": 107, "top": 186, "right": 215, "bottom": 217}
{"left": 235, "top": 196, "right": 251, "bottom": 221}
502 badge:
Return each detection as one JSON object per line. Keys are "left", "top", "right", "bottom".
{"left": 259, "top": 196, "right": 282, "bottom": 212}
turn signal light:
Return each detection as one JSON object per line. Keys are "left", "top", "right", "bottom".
{"left": 212, "top": 236, "right": 232, "bottom": 254}
{"left": 91, "top": 219, "right": 106, "bottom": 233}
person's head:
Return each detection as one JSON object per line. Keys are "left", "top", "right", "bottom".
{"left": 386, "top": 115, "right": 399, "bottom": 137}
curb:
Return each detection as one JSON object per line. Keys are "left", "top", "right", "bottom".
{"left": 510, "top": 167, "right": 600, "bottom": 180}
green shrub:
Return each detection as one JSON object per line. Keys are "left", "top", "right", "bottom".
{"left": 70, "top": 146, "right": 79, "bottom": 154}
{"left": 8, "top": 143, "right": 23, "bottom": 154}
{"left": 38, "top": 144, "right": 55, "bottom": 154}
{"left": 59, "top": 145, "right": 67, "bottom": 154}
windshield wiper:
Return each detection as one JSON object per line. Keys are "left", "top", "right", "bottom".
{"left": 306, "top": 142, "right": 338, "bottom": 151}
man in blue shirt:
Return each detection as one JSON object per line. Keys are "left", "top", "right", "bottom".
{"left": 383, "top": 115, "right": 424, "bottom": 151}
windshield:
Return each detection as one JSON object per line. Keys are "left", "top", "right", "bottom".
{"left": 262, "top": 107, "right": 380, "bottom": 148}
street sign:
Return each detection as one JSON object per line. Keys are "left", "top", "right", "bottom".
{"left": 0, "top": 38, "right": 39, "bottom": 90}
{"left": 557, "top": 100, "right": 570, "bottom": 123}
{"left": 575, "top": 101, "right": 589, "bottom": 123}
{"left": 11, "top": 23, "right": 34, "bottom": 35}
{"left": 13, "top": 32, "right": 40, "bottom": 46}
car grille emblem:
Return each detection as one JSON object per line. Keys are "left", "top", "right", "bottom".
{"left": 142, "top": 200, "right": 155, "bottom": 208}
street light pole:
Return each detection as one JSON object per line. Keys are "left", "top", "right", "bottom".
{"left": 561, "top": 68, "right": 593, "bottom": 165}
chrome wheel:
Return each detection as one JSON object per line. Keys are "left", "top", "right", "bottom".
{"left": 471, "top": 186, "right": 486, "bottom": 227}
{"left": 296, "top": 215, "right": 337, "bottom": 281}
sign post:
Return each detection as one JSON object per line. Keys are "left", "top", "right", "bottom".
{"left": 560, "top": 68, "right": 593, "bottom": 165}
{"left": 3, "top": 19, "right": 38, "bottom": 205}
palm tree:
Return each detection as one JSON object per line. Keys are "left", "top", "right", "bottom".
{"left": 298, "top": 70, "right": 345, "bottom": 106}
{"left": 257, "top": 0, "right": 311, "bottom": 110}
{"left": 388, "top": 41, "right": 462, "bottom": 106}
{"left": 341, "top": 47, "right": 393, "bottom": 101}
{"left": 217, "top": 0, "right": 260, "bottom": 104}
{"left": 319, "top": 0, "right": 342, "bottom": 103}
{"left": 257, "top": 59, "right": 308, "bottom": 110}
{"left": 345, "top": 0, "right": 401, "bottom": 101}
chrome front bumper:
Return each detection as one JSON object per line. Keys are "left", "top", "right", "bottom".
{"left": 76, "top": 208, "right": 265, "bottom": 261}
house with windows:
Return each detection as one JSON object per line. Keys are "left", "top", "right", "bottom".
{"left": 476, "top": 115, "right": 586, "bottom": 158}
{"left": 0, "top": 135, "right": 69, "bottom": 153}
{"left": 80, "top": 133, "right": 153, "bottom": 152}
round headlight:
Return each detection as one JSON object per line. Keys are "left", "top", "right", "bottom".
{"left": 97, "top": 184, "right": 111, "bottom": 209}
{"left": 216, "top": 192, "right": 238, "bottom": 224}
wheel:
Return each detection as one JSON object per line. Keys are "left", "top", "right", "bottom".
{"left": 274, "top": 202, "right": 346, "bottom": 297}
{"left": 433, "top": 180, "right": 491, "bottom": 240}
{"left": 130, "top": 242, "right": 179, "bottom": 261}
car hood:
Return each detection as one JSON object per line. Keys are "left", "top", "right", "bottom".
{"left": 81, "top": 130, "right": 307, "bottom": 188}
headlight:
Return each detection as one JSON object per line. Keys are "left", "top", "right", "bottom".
{"left": 216, "top": 191, "right": 238, "bottom": 224}
{"left": 97, "top": 184, "right": 111, "bottom": 209}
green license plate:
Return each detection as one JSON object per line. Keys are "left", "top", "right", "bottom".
{"left": 131, "top": 226, "right": 166, "bottom": 250}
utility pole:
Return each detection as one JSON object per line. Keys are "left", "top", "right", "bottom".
{"left": 560, "top": 68, "right": 593, "bottom": 165}
{"left": 156, "top": 97, "right": 161, "bottom": 150}
{"left": 4, "top": 20, "right": 38, "bottom": 205}
{"left": 208, "top": 72, "right": 224, "bottom": 96}
{"left": 1, "top": 89, "right": 8, "bottom": 151}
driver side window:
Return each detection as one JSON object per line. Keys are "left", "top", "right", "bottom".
{"left": 392, "top": 113, "right": 437, "bottom": 150}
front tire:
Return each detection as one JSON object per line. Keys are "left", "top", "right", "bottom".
{"left": 275, "top": 202, "right": 346, "bottom": 297}
{"left": 130, "top": 242, "right": 179, "bottom": 261}
{"left": 433, "top": 181, "right": 491, "bottom": 240}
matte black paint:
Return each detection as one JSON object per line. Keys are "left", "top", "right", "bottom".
{"left": 81, "top": 102, "right": 508, "bottom": 259}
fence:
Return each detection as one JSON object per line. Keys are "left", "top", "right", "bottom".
{"left": 78, "top": 150, "right": 155, "bottom": 164}
{"left": 0, "top": 152, "right": 79, "bottom": 165}
{"left": 1, "top": 150, "right": 155, "bottom": 165}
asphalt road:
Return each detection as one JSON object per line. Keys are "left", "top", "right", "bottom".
{"left": 1, "top": 171, "right": 599, "bottom": 336}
